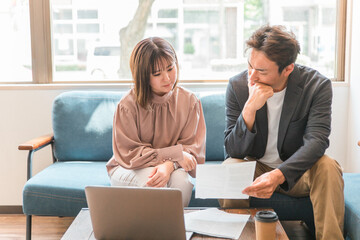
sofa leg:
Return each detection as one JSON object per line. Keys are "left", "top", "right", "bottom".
{"left": 26, "top": 215, "right": 32, "bottom": 240}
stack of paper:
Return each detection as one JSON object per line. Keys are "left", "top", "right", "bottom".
{"left": 184, "top": 208, "right": 250, "bottom": 239}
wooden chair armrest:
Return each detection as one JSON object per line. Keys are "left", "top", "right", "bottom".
{"left": 18, "top": 133, "right": 54, "bottom": 150}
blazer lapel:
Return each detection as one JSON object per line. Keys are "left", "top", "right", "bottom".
{"left": 277, "top": 66, "right": 303, "bottom": 152}
{"left": 256, "top": 104, "right": 268, "bottom": 149}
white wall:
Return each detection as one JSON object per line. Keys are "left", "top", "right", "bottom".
{"left": 346, "top": 0, "right": 360, "bottom": 172}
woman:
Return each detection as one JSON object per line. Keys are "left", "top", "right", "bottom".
{"left": 106, "top": 37, "right": 206, "bottom": 206}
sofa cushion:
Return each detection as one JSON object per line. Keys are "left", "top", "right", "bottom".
{"left": 199, "top": 93, "right": 226, "bottom": 162}
{"left": 52, "top": 91, "right": 227, "bottom": 162}
{"left": 344, "top": 173, "right": 360, "bottom": 240}
{"left": 23, "top": 161, "right": 110, "bottom": 216}
{"left": 52, "top": 91, "right": 123, "bottom": 161}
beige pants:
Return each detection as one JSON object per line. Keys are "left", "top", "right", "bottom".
{"left": 110, "top": 166, "right": 194, "bottom": 207}
{"left": 219, "top": 155, "right": 344, "bottom": 240}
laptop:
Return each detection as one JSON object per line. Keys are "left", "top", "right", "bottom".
{"left": 85, "top": 186, "right": 186, "bottom": 240}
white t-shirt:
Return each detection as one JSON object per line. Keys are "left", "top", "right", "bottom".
{"left": 258, "top": 88, "right": 286, "bottom": 168}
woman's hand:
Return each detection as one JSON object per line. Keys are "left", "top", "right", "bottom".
{"left": 177, "top": 151, "right": 197, "bottom": 172}
{"left": 146, "top": 161, "right": 173, "bottom": 187}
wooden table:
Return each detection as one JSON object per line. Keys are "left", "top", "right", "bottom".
{"left": 61, "top": 208, "right": 288, "bottom": 240}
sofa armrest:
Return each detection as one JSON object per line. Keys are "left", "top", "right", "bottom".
{"left": 18, "top": 133, "right": 54, "bottom": 151}
{"left": 18, "top": 133, "right": 55, "bottom": 180}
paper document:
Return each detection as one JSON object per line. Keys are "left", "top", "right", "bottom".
{"left": 195, "top": 161, "right": 256, "bottom": 199}
{"left": 186, "top": 231, "right": 193, "bottom": 240}
{"left": 184, "top": 208, "right": 250, "bottom": 239}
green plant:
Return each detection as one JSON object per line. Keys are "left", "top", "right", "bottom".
{"left": 184, "top": 42, "right": 195, "bottom": 54}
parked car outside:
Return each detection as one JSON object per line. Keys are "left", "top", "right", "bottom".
{"left": 86, "top": 41, "right": 121, "bottom": 79}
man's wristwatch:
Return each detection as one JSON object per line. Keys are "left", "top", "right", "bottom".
{"left": 173, "top": 162, "right": 178, "bottom": 170}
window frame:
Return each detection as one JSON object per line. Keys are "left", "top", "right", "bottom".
{"left": 30, "top": 0, "right": 52, "bottom": 84}
{"left": 335, "top": 0, "right": 347, "bottom": 82}
{"left": 26, "top": 0, "right": 348, "bottom": 84}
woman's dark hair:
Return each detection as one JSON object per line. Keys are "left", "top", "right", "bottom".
{"left": 130, "top": 37, "right": 179, "bottom": 108}
{"left": 246, "top": 25, "right": 301, "bottom": 73}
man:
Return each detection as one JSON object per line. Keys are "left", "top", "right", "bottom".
{"left": 221, "top": 25, "right": 344, "bottom": 240}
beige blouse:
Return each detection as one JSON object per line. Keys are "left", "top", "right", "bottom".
{"left": 106, "top": 86, "right": 206, "bottom": 177}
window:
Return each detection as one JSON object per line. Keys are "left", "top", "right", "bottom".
{"left": 0, "top": 0, "right": 32, "bottom": 83}
{"left": 4, "top": 0, "right": 346, "bottom": 83}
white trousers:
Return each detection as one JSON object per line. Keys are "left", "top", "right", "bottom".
{"left": 110, "top": 166, "right": 194, "bottom": 207}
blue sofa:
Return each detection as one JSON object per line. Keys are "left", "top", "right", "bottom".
{"left": 19, "top": 91, "right": 357, "bottom": 240}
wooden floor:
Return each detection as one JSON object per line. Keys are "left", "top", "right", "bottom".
{"left": 0, "top": 215, "right": 314, "bottom": 240}
{"left": 0, "top": 215, "right": 74, "bottom": 240}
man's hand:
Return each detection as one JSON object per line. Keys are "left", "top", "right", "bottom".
{"left": 242, "top": 169, "right": 285, "bottom": 199}
{"left": 177, "top": 151, "right": 197, "bottom": 172}
{"left": 243, "top": 81, "right": 274, "bottom": 130}
{"left": 246, "top": 81, "right": 274, "bottom": 111}
{"left": 146, "top": 161, "right": 173, "bottom": 187}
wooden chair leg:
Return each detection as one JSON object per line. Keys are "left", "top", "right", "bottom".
{"left": 26, "top": 215, "right": 32, "bottom": 240}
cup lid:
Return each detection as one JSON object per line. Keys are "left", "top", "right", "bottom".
{"left": 255, "top": 211, "right": 279, "bottom": 223}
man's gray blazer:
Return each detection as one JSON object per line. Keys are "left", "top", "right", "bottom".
{"left": 224, "top": 64, "right": 332, "bottom": 191}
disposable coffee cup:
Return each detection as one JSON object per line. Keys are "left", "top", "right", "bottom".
{"left": 255, "top": 210, "right": 278, "bottom": 240}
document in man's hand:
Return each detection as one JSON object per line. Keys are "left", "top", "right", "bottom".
{"left": 195, "top": 161, "right": 256, "bottom": 199}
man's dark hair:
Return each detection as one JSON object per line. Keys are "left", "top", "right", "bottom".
{"left": 246, "top": 25, "right": 301, "bottom": 73}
